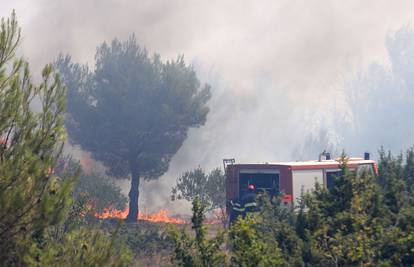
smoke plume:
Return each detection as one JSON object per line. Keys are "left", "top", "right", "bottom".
{"left": 3, "top": 1, "right": 414, "bottom": 213}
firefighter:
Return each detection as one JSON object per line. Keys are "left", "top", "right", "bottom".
{"left": 229, "top": 200, "right": 244, "bottom": 223}
{"left": 241, "top": 184, "right": 258, "bottom": 217}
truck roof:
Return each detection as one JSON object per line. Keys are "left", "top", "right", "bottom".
{"left": 229, "top": 158, "right": 376, "bottom": 169}
{"left": 267, "top": 158, "right": 375, "bottom": 167}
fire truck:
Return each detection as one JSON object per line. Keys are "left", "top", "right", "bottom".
{"left": 224, "top": 152, "right": 378, "bottom": 215}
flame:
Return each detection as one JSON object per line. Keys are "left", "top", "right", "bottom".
{"left": 204, "top": 209, "right": 226, "bottom": 225}
{"left": 95, "top": 207, "right": 186, "bottom": 224}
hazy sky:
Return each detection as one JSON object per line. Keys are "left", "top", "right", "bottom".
{"left": 3, "top": 1, "right": 414, "bottom": 213}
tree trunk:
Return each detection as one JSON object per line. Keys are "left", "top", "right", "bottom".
{"left": 126, "top": 164, "right": 140, "bottom": 222}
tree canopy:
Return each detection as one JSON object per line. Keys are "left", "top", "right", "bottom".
{"left": 171, "top": 167, "right": 226, "bottom": 212}
{"left": 56, "top": 36, "right": 211, "bottom": 220}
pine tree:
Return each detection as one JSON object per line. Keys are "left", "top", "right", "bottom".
{"left": 0, "top": 11, "right": 74, "bottom": 265}
{"left": 56, "top": 37, "right": 211, "bottom": 221}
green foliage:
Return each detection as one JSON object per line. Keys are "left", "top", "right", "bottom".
{"left": 255, "top": 194, "right": 304, "bottom": 266}
{"left": 377, "top": 148, "right": 405, "bottom": 215}
{"left": 0, "top": 11, "right": 75, "bottom": 265}
{"left": 301, "top": 151, "right": 414, "bottom": 266}
{"left": 107, "top": 220, "right": 174, "bottom": 262}
{"left": 30, "top": 226, "right": 133, "bottom": 267}
{"left": 229, "top": 215, "right": 286, "bottom": 267}
{"left": 303, "top": 157, "right": 374, "bottom": 265}
{"left": 172, "top": 167, "right": 226, "bottom": 212}
{"left": 375, "top": 148, "right": 414, "bottom": 266}
{"left": 56, "top": 36, "right": 211, "bottom": 220}
{"left": 170, "top": 197, "right": 227, "bottom": 267}
{"left": 0, "top": 12, "right": 133, "bottom": 266}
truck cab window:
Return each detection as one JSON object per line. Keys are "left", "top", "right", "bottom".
{"left": 326, "top": 170, "right": 342, "bottom": 189}
{"left": 239, "top": 172, "right": 279, "bottom": 198}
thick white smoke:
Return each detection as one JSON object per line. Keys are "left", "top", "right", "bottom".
{"left": 2, "top": 1, "right": 414, "bottom": 213}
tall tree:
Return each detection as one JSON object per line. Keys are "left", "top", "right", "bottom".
{"left": 0, "top": 11, "right": 73, "bottom": 264}
{"left": 56, "top": 36, "right": 211, "bottom": 221}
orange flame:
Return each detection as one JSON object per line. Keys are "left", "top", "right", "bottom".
{"left": 95, "top": 207, "right": 186, "bottom": 224}
{"left": 204, "top": 209, "right": 226, "bottom": 225}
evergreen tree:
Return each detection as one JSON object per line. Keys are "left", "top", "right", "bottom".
{"left": 56, "top": 37, "right": 211, "bottom": 221}
{"left": 0, "top": 11, "right": 73, "bottom": 265}
{"left": 0, "top": 12, "right": 134, "bottom": 266}
{"left": 304, "top": 154, "right": 387, "bottom": 266}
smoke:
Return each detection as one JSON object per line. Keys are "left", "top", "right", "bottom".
{"left": 2, "top": 1, "right": 414, "bottom": 214}
{"left": 335, "top": 26, "right": 414, "bottom": 156}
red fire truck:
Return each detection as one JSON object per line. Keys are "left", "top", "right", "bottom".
{"left": 224, "top": 153, "right": 377, "bottom": 215}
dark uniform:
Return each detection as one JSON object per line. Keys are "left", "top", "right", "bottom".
{"left": 240, "top": 189, "right": 258, "bottom": 217}
{"left": 230, "top": 200, "right": 244, "bottom": 223}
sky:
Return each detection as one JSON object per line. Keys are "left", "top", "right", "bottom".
{"left": 2, "top": 1, "right": 414, "bottom": 213}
